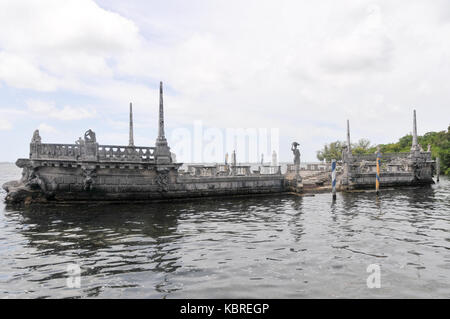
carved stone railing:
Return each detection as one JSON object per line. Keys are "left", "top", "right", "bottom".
{"left": 186, "top": 165, "right": 218, "bottom": 177}
{"left": 30, "top": 142, "right": 156, "bottom": 163}
{"left": 97, "top": 145, "right": 155, "bottom": 162}
{"left": 350, "top": 152, "right": 410, "bottom": 162}
{"left": 233, "top": 165, "right": 251, "bottom": 176}
{"left": 30, "top": 143, "right": 81, "bottom": 160}
{"left": 286, "top": 164, "right": 299, "bottom": 173}
{"left": 260, "top": 165, "right": 281, "bottom": 175}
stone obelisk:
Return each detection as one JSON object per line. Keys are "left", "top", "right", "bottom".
{"left": 129, "top": 102, "right": 134, "bottom": 147}
{"left": 155, "top": 81, "right": 171, "bottom": 164}
{"left": 411, "top": 109, "right": 419, "bottom": 152}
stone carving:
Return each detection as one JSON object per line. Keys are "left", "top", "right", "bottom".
{"left": 25, "top": 168, "right": 46, "bottom": 192}
{"left": 291, "top": 142, "right": 300, "bottom": 165}
{"left": 84, "top": 129, "right": 96, "bottom": 143}
{"left": 75, "top": 137, "right": 84, "bottom": 145}
{"left": 358, "top": 160, "right": 372, "bottom": 173}
{"left": 31, "top": 130, "right": 41, "bottom": 144}
{"left": 155, "top": 171, "right": 169, "bottom": 192}
{"left": 225, "top": 152, "right": 229, "bottom": 165}
{"left": 272, "top": 150, "right": 277, "bottom": 166}
{"left": 427, "top": 144, "right": 431, "bottom": 152}
{"left": 231, "top": 150, "right": 236, "bottom": 166}
{"left": 81, "top": 167, "right": 96, "bottom": 191}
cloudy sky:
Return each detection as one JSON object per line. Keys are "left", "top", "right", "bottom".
{"left": 0, "top": 0, "right": 449, "bottom": 163}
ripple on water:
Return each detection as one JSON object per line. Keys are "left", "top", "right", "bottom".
{"left": 0, "top": 164, "right": 449, "bottom": 298}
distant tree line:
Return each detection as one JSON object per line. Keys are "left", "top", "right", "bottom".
{"left": 316, "top": 126, "right": 450, "bottom": 176}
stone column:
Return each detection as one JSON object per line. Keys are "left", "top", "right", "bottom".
{"left": 129, "top": 102, "right": 134, "bottom": 147}
{"left": 411, "top": 109, "right": 420, "bottom": 152}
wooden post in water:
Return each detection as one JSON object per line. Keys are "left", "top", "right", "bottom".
{"left": 331, "top": 159, "right": 337, "bottom": 200}
{"left": 436, "top": 157, "right": 440, "bottom": 182}
{"left": 376, "top": 152, "right": 381, "bottom": 195}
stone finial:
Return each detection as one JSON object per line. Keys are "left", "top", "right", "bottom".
{"left": 31, "top": 129, "right": 41, "bottom": 144}
{"left": 225, "top": 152, "right": 229, "bottom": 165}
{"left": 261, "top": 153, "right": 264, "bottom": 165}
{"left": 272, "top": 150, "right": 277, "bottom": 166}
{"left": 346, "top": 119, "right": 352, "bottom": 154}
{"left": 411, "top": 109, "right": 419, "bottom": 151}
{"left": 129, "top": 102, "right": 134, "bottom": 147}
{"left": 231, "top": 150, "right": 236, "bottom": 166}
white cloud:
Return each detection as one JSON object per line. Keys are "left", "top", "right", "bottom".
{"left": 0, "top": 0, "right": 449, "bottom": 161}
{"left": 0, "top": 118, "right": 12, "bottom": 130}
{"left": 26, "top": 100, "right": 97, "bottom": 121}
{"left": 38, "top": 123, "right": 58, "bottom": 134}
{"left": 0, "top": 0, "right": 142, "bottom": 92}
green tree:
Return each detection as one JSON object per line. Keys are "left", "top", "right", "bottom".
{"left": 352, "top": 138, "right": 372, "bottom": 155}
{"left": 316, "top": 141, "right": 345, "bottom": 162}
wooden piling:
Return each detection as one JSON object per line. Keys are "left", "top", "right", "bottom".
{"left": 376, "top": 152, "right": 381, "bottom": 195}
{"left": 331, "top": 159, "right": 337, "bottom": 200}
{"left": 436, "top": 157, "right": 440, "bottom": 182}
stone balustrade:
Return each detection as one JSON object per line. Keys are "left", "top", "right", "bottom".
{"left": 350, "top": 152, "right": 411, "bottom": 161}
{"left": 30, "top": 142, "right": 156, "bottom": 163}
{"left": 30, "top": 143, "right": 81, "bottom": 160}
{"left": 260, "top": 165, "right": 282, "bottom": 175}
{"left": 97, "top": 145, "right": 155, "bottom": 162}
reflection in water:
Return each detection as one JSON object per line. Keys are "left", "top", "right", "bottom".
{"left": 0, "top": 162, "right": 449, "bottom": 298}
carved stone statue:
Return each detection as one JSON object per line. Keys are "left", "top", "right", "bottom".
{"left": 84, "top": 129, "right": 96, "bottom": 143}
{"left": 427, "top": 144, "right": 431, "bottom": 152}
{"left": 231, "top": 150, "right": 236, "bottom": 166}
{"left": 291, "top": 142, "right": 300, "bottom": 165}
{"left": 272, "top": 150, "right": 277, "bottom": 166}
{"left": 225, "top": 152, "right": 229, "bottom": 165}
{"left": 31, "top": 130, "right": 41, "bottom": 144}
{"left": 75, "top": 137, "right": 84, "bottom": 145}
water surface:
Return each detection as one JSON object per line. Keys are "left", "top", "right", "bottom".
{"left": 0, "top": 163, "right": 449, "bottom": 298}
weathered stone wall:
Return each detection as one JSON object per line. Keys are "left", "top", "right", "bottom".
{"left": 341, "top": 151, "right": 435, "bottom": 190}
{"left": 5, "top": 158, "right": 285, "bottom": 203}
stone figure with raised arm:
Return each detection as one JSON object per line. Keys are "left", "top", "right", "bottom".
{"left": 84, "top": 129, "right": 96, "bottom": 143}
{"left": 291, "top": 142, "right": 300, "bottom": 165}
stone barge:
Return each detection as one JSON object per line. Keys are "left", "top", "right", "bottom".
{"left": 2, "top": 82, "right": 291, "bottom": 205}
{"left": 340, "top": 111, "right": 435, "bottom": 190}
{"left": 1, "top": 82, "right": 436, "bottom": 205}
